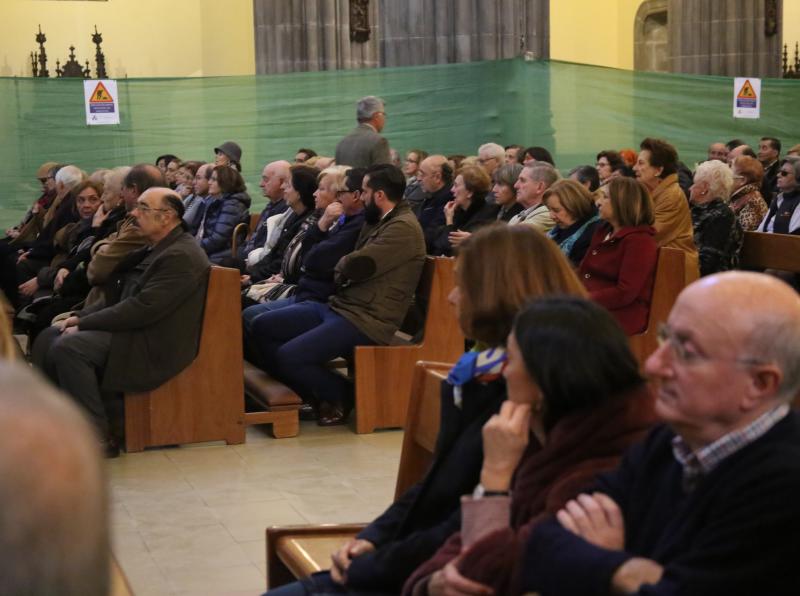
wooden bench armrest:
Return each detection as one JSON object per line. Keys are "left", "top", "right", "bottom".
{"left": 267, "top": 524, "right": 368, "bottom": 588}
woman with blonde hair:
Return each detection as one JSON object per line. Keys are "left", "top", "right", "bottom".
{"left": 690, "top": 160, "right": 743, "bottom": 276}
{"left": 543, "top": 179, "right": 601, "bottom": 265}
{"left": 580, "top": 177, "right": 658, "bottom": 334}
{"left": 265, "top": 224, "right": 587, "bottom": 596}
{"left": 431, "top": 165, "right": 496, "bottom": 256}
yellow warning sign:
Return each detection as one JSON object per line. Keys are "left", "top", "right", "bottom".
{"left": 89, "top": 81, "right": 114, "bottom": 103}
{"left": 737, "top": 80, "right": 757, "bottom": 99}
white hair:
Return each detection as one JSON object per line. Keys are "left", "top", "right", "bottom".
{"left": 695, "top": 160, "right": 734, "bottom": 201}
{"left": 478, "top": 143, "right": 505, "bottom": 161}
{"left": 55, "top": 165, "right": 85, "bottom": 192}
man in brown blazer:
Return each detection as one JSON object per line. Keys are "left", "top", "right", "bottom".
{"left": 32, "top": 188, "right": 210, "bottom": 457}
{"left": 334, "top": 96, "right": 392, "bottom": 169}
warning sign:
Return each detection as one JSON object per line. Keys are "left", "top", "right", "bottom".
{"left": 733, "top": 77, "right": 761, "bottom": 119}
{"left": 83, "top": 79, "right": 120, "bottom": 125}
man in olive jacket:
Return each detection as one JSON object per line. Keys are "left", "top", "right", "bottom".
{"left": 32, "top": 188, "right": 210, "bottom": 453}
{"left": 249, "top": 164, "right": 425, "bottom": 425}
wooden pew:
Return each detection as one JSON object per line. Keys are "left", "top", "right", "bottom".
{"left": 266, "top": 361, "right": 451, "bottom": 589}
{"left": 740, "top": 231, "right": 800, "bottom": 271}
{"left": 231, "top": 212, "right": 261, "bottom": 258}
{"left": 352, "top": 257, "right": 463, "bottom": 433}
{"left": 243, "top": 361, "right": 303, "bottom": 438}
{"left": 123, "top": 266, "right": 246, "bottom": 452}
{"left": 628, "top": 247, "right": 686, "bottom": 368}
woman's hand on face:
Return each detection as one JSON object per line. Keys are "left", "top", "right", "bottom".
{"left": 480, "top": 400, "right": 531, "bottom": 491}
{"left": 92, "top": 205, "right": 109, "bottom": 228}
{"left": 444, "top": 200, "right": 457, "bottom": 225}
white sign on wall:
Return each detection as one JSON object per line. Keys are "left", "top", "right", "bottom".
{"left": 733, "top": 77, "right": 761, "bottom": 119}
{"left": 83, "top": 79, "right": 120, "bottom": 125}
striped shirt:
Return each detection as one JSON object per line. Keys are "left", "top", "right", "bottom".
{"left": 672, "top": 403, "right": 791, "bottom": 492}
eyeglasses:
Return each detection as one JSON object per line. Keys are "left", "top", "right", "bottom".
{"left": 135, "top": 202, "right": 171, "bottom": 214}
{"left": 477, "top": 157, "right": 496, "bottom": 165}
{"left": 405, "top": 158, "right": 419, "bottom": 164}
{"left": 656, "top": 323, "right": 764, "bottom": 366}
{"left": 336, "top": 189, "right": 358, "bottom": 196}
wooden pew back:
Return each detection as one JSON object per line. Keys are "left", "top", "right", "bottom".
{"left": 124, "top": 266, "right": 245, "bottom": 451}
{"left": 353, "top": 257, "right": 463, "bottom": 433}
{"left": 740, "top": 231, "right": 800, "bottom": 271}
{"left": 628, "top": 246, "right": 686, "bottom": 368}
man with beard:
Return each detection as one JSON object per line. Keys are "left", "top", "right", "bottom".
{"left": 247, "top": 164, "right": 425, "bottom": 426}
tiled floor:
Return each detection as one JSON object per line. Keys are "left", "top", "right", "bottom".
{"left": 108, "top": 423, "right": 403, "bottom": 596}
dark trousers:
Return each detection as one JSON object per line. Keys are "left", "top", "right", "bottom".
{"left": 266, "top": 571, "right": 391, "bottom": 596}
{"left": 32, "top": 325, "right": 113, "bottom": 436}
{"left": 250, "top": 301, "right": 375, "bottom": 408}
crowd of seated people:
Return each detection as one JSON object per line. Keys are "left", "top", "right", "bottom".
{"left": 2, "top": 116, "right": 800, "bottom": 595}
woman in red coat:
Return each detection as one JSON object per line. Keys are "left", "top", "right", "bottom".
{"left": 578, "top": 177, "right": 658, "bottom": 334}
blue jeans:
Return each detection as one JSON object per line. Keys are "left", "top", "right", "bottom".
{"left": 250, "top": 301, "right": 375, "bottom": 408}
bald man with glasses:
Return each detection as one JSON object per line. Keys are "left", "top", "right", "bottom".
{"left": 32, "top": 187, "right": 210, "bottom": 457}
{"left": 519, "top": 271, "right": 800, "bottom": 595}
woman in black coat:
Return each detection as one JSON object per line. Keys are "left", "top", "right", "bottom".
{"left": 199, "top": 165, "right": 251, "bottom": 264}
{"left": 430, "top": 166, "right": 498, "bottom": 256}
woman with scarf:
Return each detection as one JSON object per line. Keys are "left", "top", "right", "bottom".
{"left": 543, "top": 179, "right": 601, "bottom": 266}
{"left": 265, "top": 224, "right": 586, "bottom": 596}
{"left": 404, "top": 296, "right": 656, "bottom": 596}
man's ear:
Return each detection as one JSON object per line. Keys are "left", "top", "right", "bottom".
{"left": 743, "top": 363, "right": 783, "bottom": 410}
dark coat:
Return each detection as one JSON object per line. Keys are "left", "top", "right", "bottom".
{"left": 334, "top": 123, "right": 391, "bottom": 169}
{"left": 579, "top": 222, "right": 658, "bottom": 335}
{"left": 248, "top": 209, "right": 314, "bottom": 281}
{"left": 430, "top": 198, "right": 499, "bottom": 257}
{"left": 77, "top": 226, "right": 210, "bottom": 393}
{"left": 25, "top": 194, "right": 79, "bottom": 262}
{"left": 294, "top": 211, "right": 366, "bottom": 303}
{"left": 414, "top": 185, "right": 453, "bottom": 254}
{"left": 522, "top": 413, "right": 800, "bottom": 596}
{"left": 239, "top": 198, "right": 288, "bottom": 259}
{"left": 345, "top": 376, "right": 507, "bottom": 593}
{"left": 690, "top": 198, "right": 743, "bottom": 277}
{"left": 330, "top": 201, "right": 426, "bottom": 345}
{"left": 200, "top": 191, "right": 251, "bottom": 263}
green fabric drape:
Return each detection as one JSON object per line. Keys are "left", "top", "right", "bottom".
{"left": 2, "top": 58, "right": 798, "bottom": 229}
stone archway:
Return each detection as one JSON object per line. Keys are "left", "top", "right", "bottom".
{"left": 634, "top": 0, "right": 669, "bottom": 73}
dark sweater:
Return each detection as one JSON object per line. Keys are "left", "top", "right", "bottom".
{"left": 522, "top": 413, "right": 800, "bottom": 596}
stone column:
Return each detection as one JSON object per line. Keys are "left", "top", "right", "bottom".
{"left": 379, "top": 0, "right": 548, "bottom": 67}
{"left": 254, "top": 0, "right": 379, "bottom": 74}
{"left": 668, "top": 0, "right": 782, "bottom": 77}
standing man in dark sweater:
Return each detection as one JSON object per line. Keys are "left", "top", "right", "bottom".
{"left": 522, "top": 271, "right": 800, "bottom": 596}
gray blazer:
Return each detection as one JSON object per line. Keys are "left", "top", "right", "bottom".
{"left": 334, "top": 123, "right": 391, "bottom": 168}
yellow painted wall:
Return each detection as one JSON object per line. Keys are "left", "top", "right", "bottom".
{"left": 785, "top": 1, "right": 800, "bottom": 58}
{"left": 0, "top": 0, "right": 255, "bottom": 78}
{"left": 550, "top": 0, "right": 645, "bottom": 70}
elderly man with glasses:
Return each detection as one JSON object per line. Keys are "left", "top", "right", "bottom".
{"left": 32, "top": 187, "right": 210, "bottom": 457}
{"left": 517, "top": 271, "right": 800, "bottom": 595}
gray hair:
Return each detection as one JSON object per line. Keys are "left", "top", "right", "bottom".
{"left": 528, "top": 162, "right": 560, "bottom": 189}
{"left": 493, "top": 163, "right": 523, "bottom": 192}
{"left": 356, "top": 96, "right": 385, "bottom": 122}
{"left": 694, "top": 160, "right": 734, "bottom": 201}
{"left": 55, "top": 165, "right": 85, "bottom": 192}
{"left": 782, "top": 156, "right": 800, "bottom": 189}
{"left": 0, "top": 363, "right": 109, "bottom": 596}
{"left": 745, "top": 313, "right": 800, "bottom": 402}
{"left": 478, "top": 143, "right": 504, "bottom": 161}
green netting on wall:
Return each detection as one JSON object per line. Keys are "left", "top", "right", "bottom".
{"left": 2, "top": 58, "right": 799, "bottom": 229}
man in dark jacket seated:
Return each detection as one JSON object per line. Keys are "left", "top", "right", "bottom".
{"left": 32, "top": 188, "right": 210, "bottom": 458}
{"left": 522, "top": 271, "right": 800, "bottom": 596}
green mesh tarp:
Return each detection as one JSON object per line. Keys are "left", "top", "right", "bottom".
{"left": 2, "top": 58, "right": 799, "bottom": 229}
